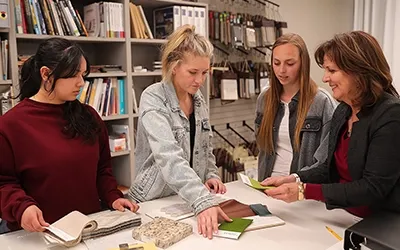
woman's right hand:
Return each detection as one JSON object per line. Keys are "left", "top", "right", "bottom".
{"left": 21, "top": 205, "right": 49, "bottom": 232}
{"left": 261, "top": 175, "right": 296, "bottom": 187}
{"left": 197, "top": 206, "right": 232, "bottom": 239}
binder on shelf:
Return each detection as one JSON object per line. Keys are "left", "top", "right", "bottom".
{"left": 153, "top": 6, "right": 181, "bottom": 39}
{"left": 180, "top": 6, "right": 189, "bottom": 26}
{"left": 0, "top": 0, "right": 10, "bottom": 28}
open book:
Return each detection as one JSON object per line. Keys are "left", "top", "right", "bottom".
{"left": 44, "top": 210, "right": 141, "bottom": 247}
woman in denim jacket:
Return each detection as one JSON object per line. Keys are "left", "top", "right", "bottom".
{"left": 129, "top": 25, "right": 230, "bottom": 239}
{"left": 256, "top": 33, "right": 336, "bottom": 182}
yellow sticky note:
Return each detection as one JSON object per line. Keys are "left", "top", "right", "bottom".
{"left": 108, "top": 242, "right": 156, "bottom": 250}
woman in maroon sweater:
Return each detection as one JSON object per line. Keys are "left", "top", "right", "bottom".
{"left": 261, "top": 31, "right": 400, "bottom": 218}
{"left": 0, "top": 38, "right": 138, "bottom": 233}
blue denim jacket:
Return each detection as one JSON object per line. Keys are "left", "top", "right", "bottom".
{"left": 128, "top": 82, "right": 220, "bottom": 215}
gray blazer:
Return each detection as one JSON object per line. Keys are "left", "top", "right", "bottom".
{"left": 129, "top": 82, "right": 219, "bottom": 215}
{"left": 255, "top": 88, "right": 337, "bottom": 181}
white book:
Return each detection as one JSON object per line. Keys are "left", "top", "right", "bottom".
{"left": 187, "top": 7, "right": 194, "bottom": 26}
{"left": 92, "top": 78, "right": 104, "bottom": 112}
{"left": 138, "top": 5, "right": 153, "bottom": 39}
{"left": 180, "top": 6, "right": 189, "bottom": 26}
{"left": 193, "top": 7, "right": 201, "bottom": 34}
{"left": 83, "top": 3, "right": 100, "bottom": 37}
{"left": 198, "top": 7, "right": 206, "bottom": 37}
{"left": 118, "top": 3, "right": 124, "bottom": 38}
{"left": 243, "top": 215, "right": 285, "bottom": 231}
{"left": 61, "top": 3, "right": 80, "bottom": 36}
{"left": 173, "top": 6, "right": 181, "bottom": 30}
{"left": 131, "top": 87, "right": 138, "bottom": 114}
{"left": 49, "top": 0, "right": 64, "bottom": 36}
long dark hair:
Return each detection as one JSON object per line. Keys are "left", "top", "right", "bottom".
{"left": 18, "top": 38, "right": 100, "bottom": 143}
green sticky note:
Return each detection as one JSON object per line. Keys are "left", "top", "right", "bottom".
{"left": 249, "top": 177, "right": 275, "bottom": 190}
{"left": 239, "top": 173, "right": 275, "bottom": 190}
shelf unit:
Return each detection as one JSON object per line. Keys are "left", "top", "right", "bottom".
{"left": 6, "top": 0, "right": 209, "bottom": 190}
{"left": 0, "top": 24, "right": 12, "bottom": 110}
{"left": 0, "top": 80, "right": 12, "bottom": 85}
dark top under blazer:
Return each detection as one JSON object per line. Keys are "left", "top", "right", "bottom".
{"left": 298, "top": 92, "right": 400, "bottom": 214}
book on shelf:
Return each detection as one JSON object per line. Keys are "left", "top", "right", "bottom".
{"left": 153, "top": 5, "right": 206, "bottom": 39}
{"left": 0, "top": 89, "right": 12, "bottom": 116}
{"left": 90, "top": 65, "right": 123, "bottom": 73}
{"left": 110, "top": 124, "right": 131, "bottom": 151}
{"left": 0, "top": 1, "right": 10, "bottom": 28}
{"left": 77, "top": 77, "right": 126, "bottom": 117}
{"left": 131, "top": 87, "right": 138, "bottom": 115}
{"left": 0, "top": 38, "right": 8, "bottom": 80}
{"left": 13, "top": 0, "right": 123, "bottom": 38}
{"left": 129, "top": 3, "right": 153, "bottom": 39}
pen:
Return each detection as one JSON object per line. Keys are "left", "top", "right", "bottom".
{"left": 325, "top": 226, "right": 343, "bottom": 241}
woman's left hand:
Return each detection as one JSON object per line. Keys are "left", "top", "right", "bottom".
{"left": 264, "top": 183, "right": 299, "bottom": 203}
{"left": 205, "top": 178, "right": 226, "bottom": 194}
{"left": 112, "top": 198, "right": 140, "bottom": 212}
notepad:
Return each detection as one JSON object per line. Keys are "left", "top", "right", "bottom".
{"left": 239, "top": 173, "right": 275, "bottom": 190}
{"left": 213, "top": 218, "right": 253, "bottom": 240}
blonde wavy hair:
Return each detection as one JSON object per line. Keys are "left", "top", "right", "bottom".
{"left": 161, "top": 25, "right": 213, "bottom": 83}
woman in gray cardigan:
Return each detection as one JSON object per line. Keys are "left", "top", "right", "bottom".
{"left": 263, "top": 31, "right": 400, "bottom": 218}
{"left": 256, "top": 33, "right": 336, "bottom": 181}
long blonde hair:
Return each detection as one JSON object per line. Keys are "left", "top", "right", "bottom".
{"left": 257, "top": 33, "right": 317, "bottom": 154}
{"left": 161, "top": 25, "right": 213, "bottom": 83}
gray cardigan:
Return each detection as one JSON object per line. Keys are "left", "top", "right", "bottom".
{"left": 255, "top": 88, "right": 337, "bottom": 181}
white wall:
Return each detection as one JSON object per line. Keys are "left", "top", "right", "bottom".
{"left": 274, "top": 0, "right": 354, "bottom": 91}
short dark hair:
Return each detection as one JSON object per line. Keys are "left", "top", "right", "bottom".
{"left": 315, "top": 31, "right": 398, "bottom": 108}
{"left": 18, "top": 38, "right": 100, "bottom": 143}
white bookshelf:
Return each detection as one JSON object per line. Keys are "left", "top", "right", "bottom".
{"left": 7, "top": 0, "right": 209, "bottom": 190}
{"left": 87, "top": 72, "right": 127, "bottom": 78}
{"left": 0, "top": 80, "right": 12, "bottom": 85}
{"left": 16, "top": 33, "right": 125, "bottom": 43}
{"left": 102, "top": 114, "right": 130, "bottom": 121}
{"left": 111, "top": 150, "right": 131, "bottom": 158}
{"left": 132, "top": 71, "right": 162, "bottom": 77}
{"left": 130, "top": 38, "right": 167, "bottom": 45}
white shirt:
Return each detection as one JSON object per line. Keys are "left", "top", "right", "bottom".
{"left": 271, "top": 102, "right": 293, "bottom": 176}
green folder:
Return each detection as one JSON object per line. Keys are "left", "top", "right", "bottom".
{"left": 216, "top": 218, "right": 253, "bottom": 239}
